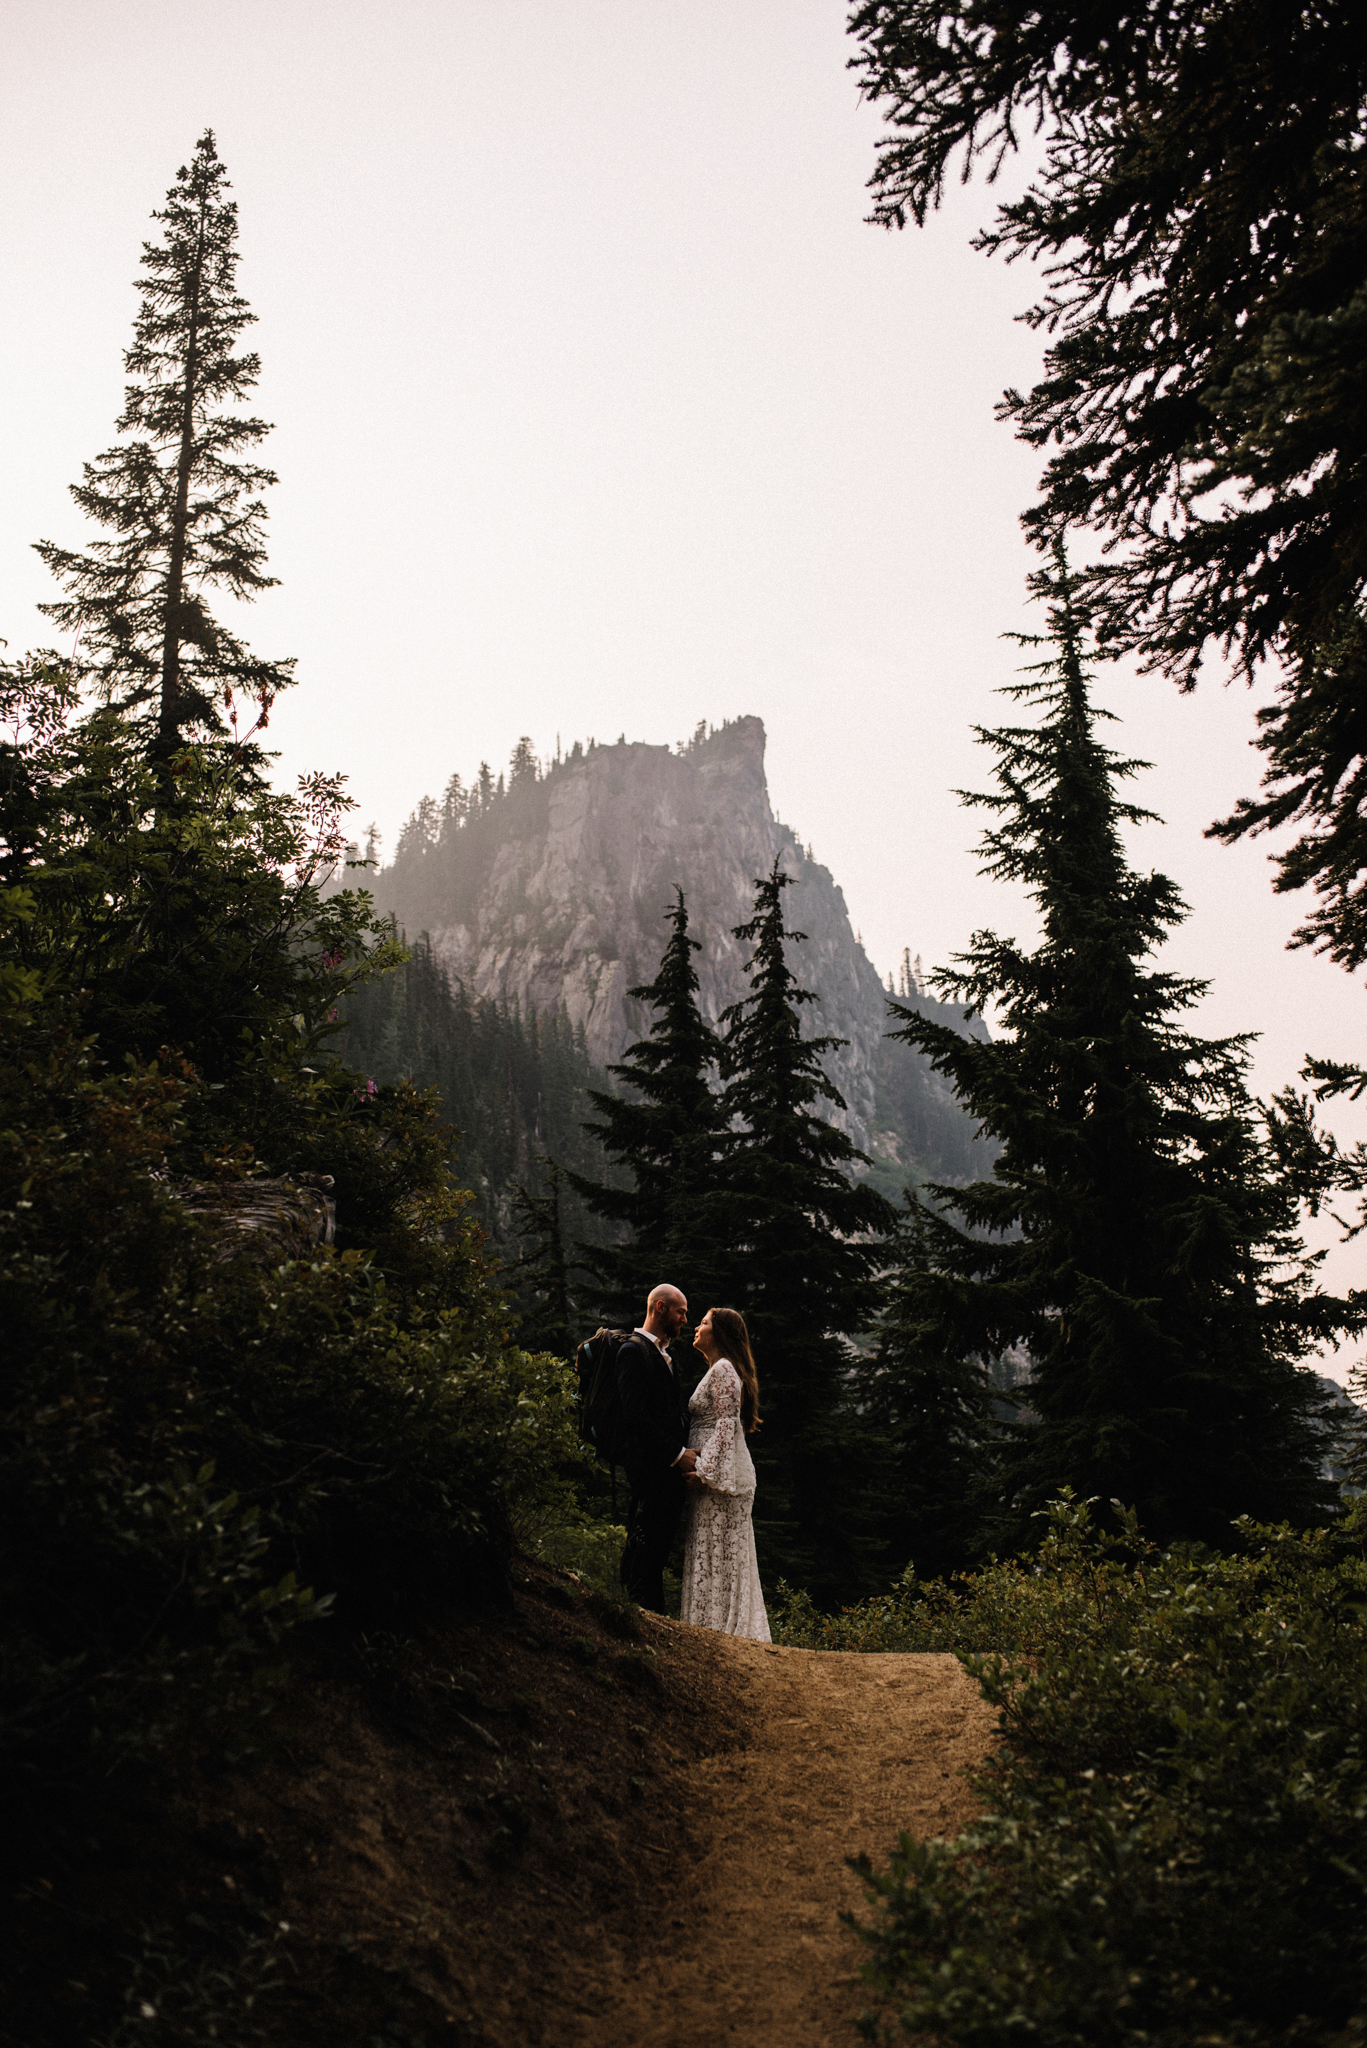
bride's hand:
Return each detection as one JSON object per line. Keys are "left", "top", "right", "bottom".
{"left": 685, "top": 1472, "right": 706, "bottom": 1492}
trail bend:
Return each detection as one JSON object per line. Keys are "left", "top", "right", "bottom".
{"left": 560, "top": 1631, "right": 996, "bottom": 2047}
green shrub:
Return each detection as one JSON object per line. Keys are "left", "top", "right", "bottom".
{"left": 770, "top": 1501, "right": 1144, "bottom": 1657}
{"left": 95, "top": 1913, "right": 290, "bottom": 2048}
{"left": 517, "top": 1511, "right": 628, "bottom": 1601}
{"left": 847, "top": 1495, "right": 1367, "bottom": 2047}
{"left": 0, "top": 1007, "right": 583, "bottom": 1792}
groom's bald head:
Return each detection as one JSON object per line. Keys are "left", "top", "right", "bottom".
{"left": 644, "top": 1283, "right": 688, "bottom": 1339}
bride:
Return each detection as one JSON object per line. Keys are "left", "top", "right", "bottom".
{"left": 680, "top": 1307, "right": 770, "bottom": 1642}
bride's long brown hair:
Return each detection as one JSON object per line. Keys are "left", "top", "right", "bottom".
{"left": 707, "top": 1307, "right": 762, "bottom": 1434}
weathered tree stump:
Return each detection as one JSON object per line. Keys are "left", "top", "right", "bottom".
{"left": 170, "top": 1173, "right": 336, "bottom": 1263}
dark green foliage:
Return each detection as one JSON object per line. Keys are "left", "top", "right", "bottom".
{"left": 570, "top": 887, "right": 731, "bottom": 1333}
{"left": 889, "top": 564, "right": 1352, "bottom": 1549}
{"left": 862, "top": 1197, "right": 997, "bottom": 1581}
{"left": 34, "top": 133, "right": 295, "bottom": 747}
{"left": 717, "top": 859, "right": 896, "bottom": 1601}
{"left": 0, "top": 659, "right": 397, "bottom": 1086}
{"left": 0, "top": 674, "right": 583, "bottom": 1797}
{"left": 1347, "top": 1368, "right": 1367, "bottom": 1493}
{"left": 847, "top": 1495, "right": 1367, "bottom": 2048}
{"left": 1207, "top": 412, "right": 1367, "bottom": 971}
{"left": 850, "top": 0, "right": 1367, "bottom": 966}
{"left": 0, "top": 1022, "right": 330, "bottom": 1782}
{"left": 98, "top": 1923, "right": 291, "bottom": 2048}
{"left": 508, "top": 1162, "right": 577, "bottom": 1360}
{"left": 0, "top": 1005, "right": 580, "bottom": 1793}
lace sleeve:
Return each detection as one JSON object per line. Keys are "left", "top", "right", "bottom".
{"left": 694, "top": 1363, "right": 746, "bottom": 1495}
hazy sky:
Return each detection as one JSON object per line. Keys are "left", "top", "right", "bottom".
{"left": 4, "top": 1, "right": 1365, "bottom": 1367}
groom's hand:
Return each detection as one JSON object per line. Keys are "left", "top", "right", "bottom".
{"left": 679, "top": 1449, "right": 698, "bottom": 1473}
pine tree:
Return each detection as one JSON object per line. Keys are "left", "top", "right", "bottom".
{"left": 889, "top": 559, "right": 1352, "bottom": 1550}
{"left": 863, "top": 1198, "right": 997, "bottom": 1580}
{"left": 509, "top": 1162, "right": 576, "bottom": 1360}
{"left": 441, "top": 774, "right": 467, "bottom": 829}
{"left": 35, "top": 132, "right": 294, "bottom": 749}
{"left": 570, "top": 888, "right": 730, "bottom": 1335}
{"left": 509, "top": 736, "right": 539, "bottom": 787}
{"left": 717, "top": 858, "right": 896, "bottom": 1600}
{"left": 851, "top": 2, "right": 1367, "bottom": 960}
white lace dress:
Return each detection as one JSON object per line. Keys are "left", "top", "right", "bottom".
{"left": 680, "top": 1358, "right": 771, "bottom": 1642}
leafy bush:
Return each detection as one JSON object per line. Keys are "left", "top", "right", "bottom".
{"left": 770, "top": 1497, "right": 1145, "bottom": 1656}
{"left": 95, "top": 1915, "right": 289, "bottom": 2048}
{"left": 0, "top": 1008, "right": 584, "bottom": 1791}
{"left": 517, "top": 1510, "right": 629, "bottom": 1601}
{"left": 847, "top": 1496, "right": 1367, "bottom": 2048}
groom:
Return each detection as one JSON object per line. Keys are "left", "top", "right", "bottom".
{"left": 617, "top": 1284, "right": 698, "bottom": 1611}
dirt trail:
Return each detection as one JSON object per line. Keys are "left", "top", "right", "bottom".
{"left": 560, "top": 1626, "right": 997, "bottom": 2048}
{"left": 51, "top": 1580, "right": 999, "bottom": 2048}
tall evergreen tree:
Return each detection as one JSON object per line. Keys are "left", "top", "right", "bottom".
{"left": 509, "top": 1162, "right": 577, "bottom": 1361}
{"left": 864, "top": 1196, "right": 998, "bottom": 1581}
{"left": 570, "top": 888, "right": 730, "bottom": 1334}
{"left": 851, "top": 0, "right": 1367, "bottom": 965}
{"left": 890, "top": 560, "right": 1354, "bottom": 1550}
{"left": 717, "top": 859, "right": 896, "bottom": 1600}
{"left": 35, "top": 131, "right": 294, "bottom": 749}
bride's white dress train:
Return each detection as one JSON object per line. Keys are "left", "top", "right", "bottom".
{"left": 680, "top": 1358, "right": 770, "bottom": 1641}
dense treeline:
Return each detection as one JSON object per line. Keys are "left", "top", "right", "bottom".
{"left": 334, "top": 932, "right": 619, "bottom": 1261}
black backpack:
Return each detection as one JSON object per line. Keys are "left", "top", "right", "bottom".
{"left": 574, "top": 1327, "right": 633, "bottom": 1468}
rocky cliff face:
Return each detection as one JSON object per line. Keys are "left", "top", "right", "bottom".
{"left": 372, "top": 717, "right": 987, "bottom": 1186}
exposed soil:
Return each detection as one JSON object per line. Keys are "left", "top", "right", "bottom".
{"left": 4, "top": 1567, "right": 995, "bottom": 2048}
{"left": 566, "top": 1625, "right": 996, "bottom": 2047}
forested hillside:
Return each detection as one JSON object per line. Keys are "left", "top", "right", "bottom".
{"left": 335, "top": 935, "right": 619, "bottom": 1262}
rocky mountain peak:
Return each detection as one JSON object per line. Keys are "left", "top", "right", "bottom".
{"left": 370, "top": 718, "right": 987, "bottom": 1187}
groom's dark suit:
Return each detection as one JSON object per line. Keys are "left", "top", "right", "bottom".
{"left": 617, "top": 1331, "right": 690, "bottom": 1612}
